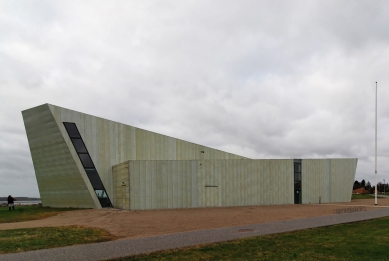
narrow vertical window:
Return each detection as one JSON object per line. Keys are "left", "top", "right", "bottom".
{"left": 63, "top": 122, "right": 112, "bottom": 208}
{"left": 294, "top": 159, "right": 302, "bottom": 204}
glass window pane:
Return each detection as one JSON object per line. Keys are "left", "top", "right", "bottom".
{"left": 63, "top": 122, "right": 81, "bottom": 138}
{"left": 85, "top": 169, "right": 103, "bottom": 189}
{"left": 72, "top": 139, "right": 87, "bottom": 153}
{"left": 294, "top": 172, "right": 301, "bottom": 182}
{"left": 95, "top": 190, "right": 108, "bottom": 198}
{"left": 294, "top": 163, "right": 301, "bottom": 173}
{"left": 95, "top": 190, "right": 102, "bottom": 198}
{"left": 79, "top": 154, "right": 94, "bottom": 168}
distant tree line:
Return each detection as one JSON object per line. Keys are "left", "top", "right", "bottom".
{"left": 353, "top": 179, "right": 388, "bottom": 194}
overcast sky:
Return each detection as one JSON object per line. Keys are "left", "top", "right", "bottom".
{"left": 1, "top": 1, "right": 389, "bottom": 197}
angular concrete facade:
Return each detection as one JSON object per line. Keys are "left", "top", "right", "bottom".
{"left": 22, "top": 104, "right": 357, "bottom": 209}
{"left": 22, "top": 104, "right": 245, "bottom": 208}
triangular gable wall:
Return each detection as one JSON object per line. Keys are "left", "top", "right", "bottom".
{"left": 22, "top": 104, "right": 99, "bottom": 208}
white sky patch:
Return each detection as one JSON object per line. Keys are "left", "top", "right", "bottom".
{"left": 1, "top": 1, "right": 389, "bottom": 197}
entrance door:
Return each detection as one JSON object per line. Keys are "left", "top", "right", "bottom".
{"left": 294, "top": 183, "right": 301, "bottom": 204}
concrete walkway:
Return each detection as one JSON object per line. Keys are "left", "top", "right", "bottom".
{"left": 1, "top": 207, "right": 389, "bottom": 261}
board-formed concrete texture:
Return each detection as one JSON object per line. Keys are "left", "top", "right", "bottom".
{"left": 302, "top": 159, "right": 357, "bottom": 204}
{"left": 112, "top": 158, "right": 357, "bottom": 210}
{"left": 22, "top": 104, "right": 357, "bottom": 209}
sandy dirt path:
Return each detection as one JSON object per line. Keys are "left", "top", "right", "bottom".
{"left": 1, "top": 198, "right": 388, "bottom": 238}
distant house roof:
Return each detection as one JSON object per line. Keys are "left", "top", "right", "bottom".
{"left": 352, "top": 187, "right": 368, "bottom": 194}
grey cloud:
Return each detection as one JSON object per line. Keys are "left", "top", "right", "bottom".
{"left": 1, "top": 1, "right": 389, "bottom": 196}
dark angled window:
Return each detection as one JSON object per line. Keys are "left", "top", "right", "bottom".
{"left": 95, "top": 190, "right": 108, "bottom": 198}
{"left": 63, "top": 122, "right": 81, "bottom": 138}
{"left": 85, "top": 169, "right": 104, "bottom": 189}
{"left": 71, "top": 139, "right": 88, "bottom": 153}
{"left": 63, "top": 122, "right": 112, "bottom": 208}
{"left": 78, "top": 154, "right": 94, "bottom": 168}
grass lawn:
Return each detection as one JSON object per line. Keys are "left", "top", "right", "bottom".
{"left": 112, "top": 217, "right": 389, "bottom": 261}
{"left": 0, "top": 226, "right": 116, "bottom": 254}
{"left": 351, "top": 194, "right": 374, "bottom": 199}
{"left": 0, "top": 205, "right": 76, "bottom": 223}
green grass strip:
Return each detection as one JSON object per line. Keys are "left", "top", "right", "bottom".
{"left": 351, "top": 194, "right": 374, "bottom": 199}
{"left": 0, "top": 226, "right": 116, "bottom": 254}
{"left": 113, "top": 217, "right": 389, "bottom": 261}
{"left": 0, "top": 205, "right": 76, "bottom": 223}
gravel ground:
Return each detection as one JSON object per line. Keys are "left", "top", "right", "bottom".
{"left": 1, "top": 198, "right": 388, "bottom": 239}
{"left": 1, "top": 206, "right": 388, "bottom": 261}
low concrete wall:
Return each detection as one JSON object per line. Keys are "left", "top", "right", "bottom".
{"left": 113, "top": 158, "right": 357, "bottom": 210}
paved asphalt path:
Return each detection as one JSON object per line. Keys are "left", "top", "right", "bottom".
{"left": 1, "top": 207, "right": 389, "bottom": 261}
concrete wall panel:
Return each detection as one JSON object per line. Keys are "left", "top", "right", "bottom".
{"left": 22, "top": 104, "right": 99, "bottom": 208}
{"left": 112, "top": 158, "right": 356, "bottom": 210}
{"left": 119, "top": 159, "right": 295, "bottom": 210}
{"left": 302, "top": 158, "right": 357, "bottom": 204}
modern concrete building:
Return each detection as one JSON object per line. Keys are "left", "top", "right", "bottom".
{"left": 22, "top": 104, "right": 358, "bottom": 209}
